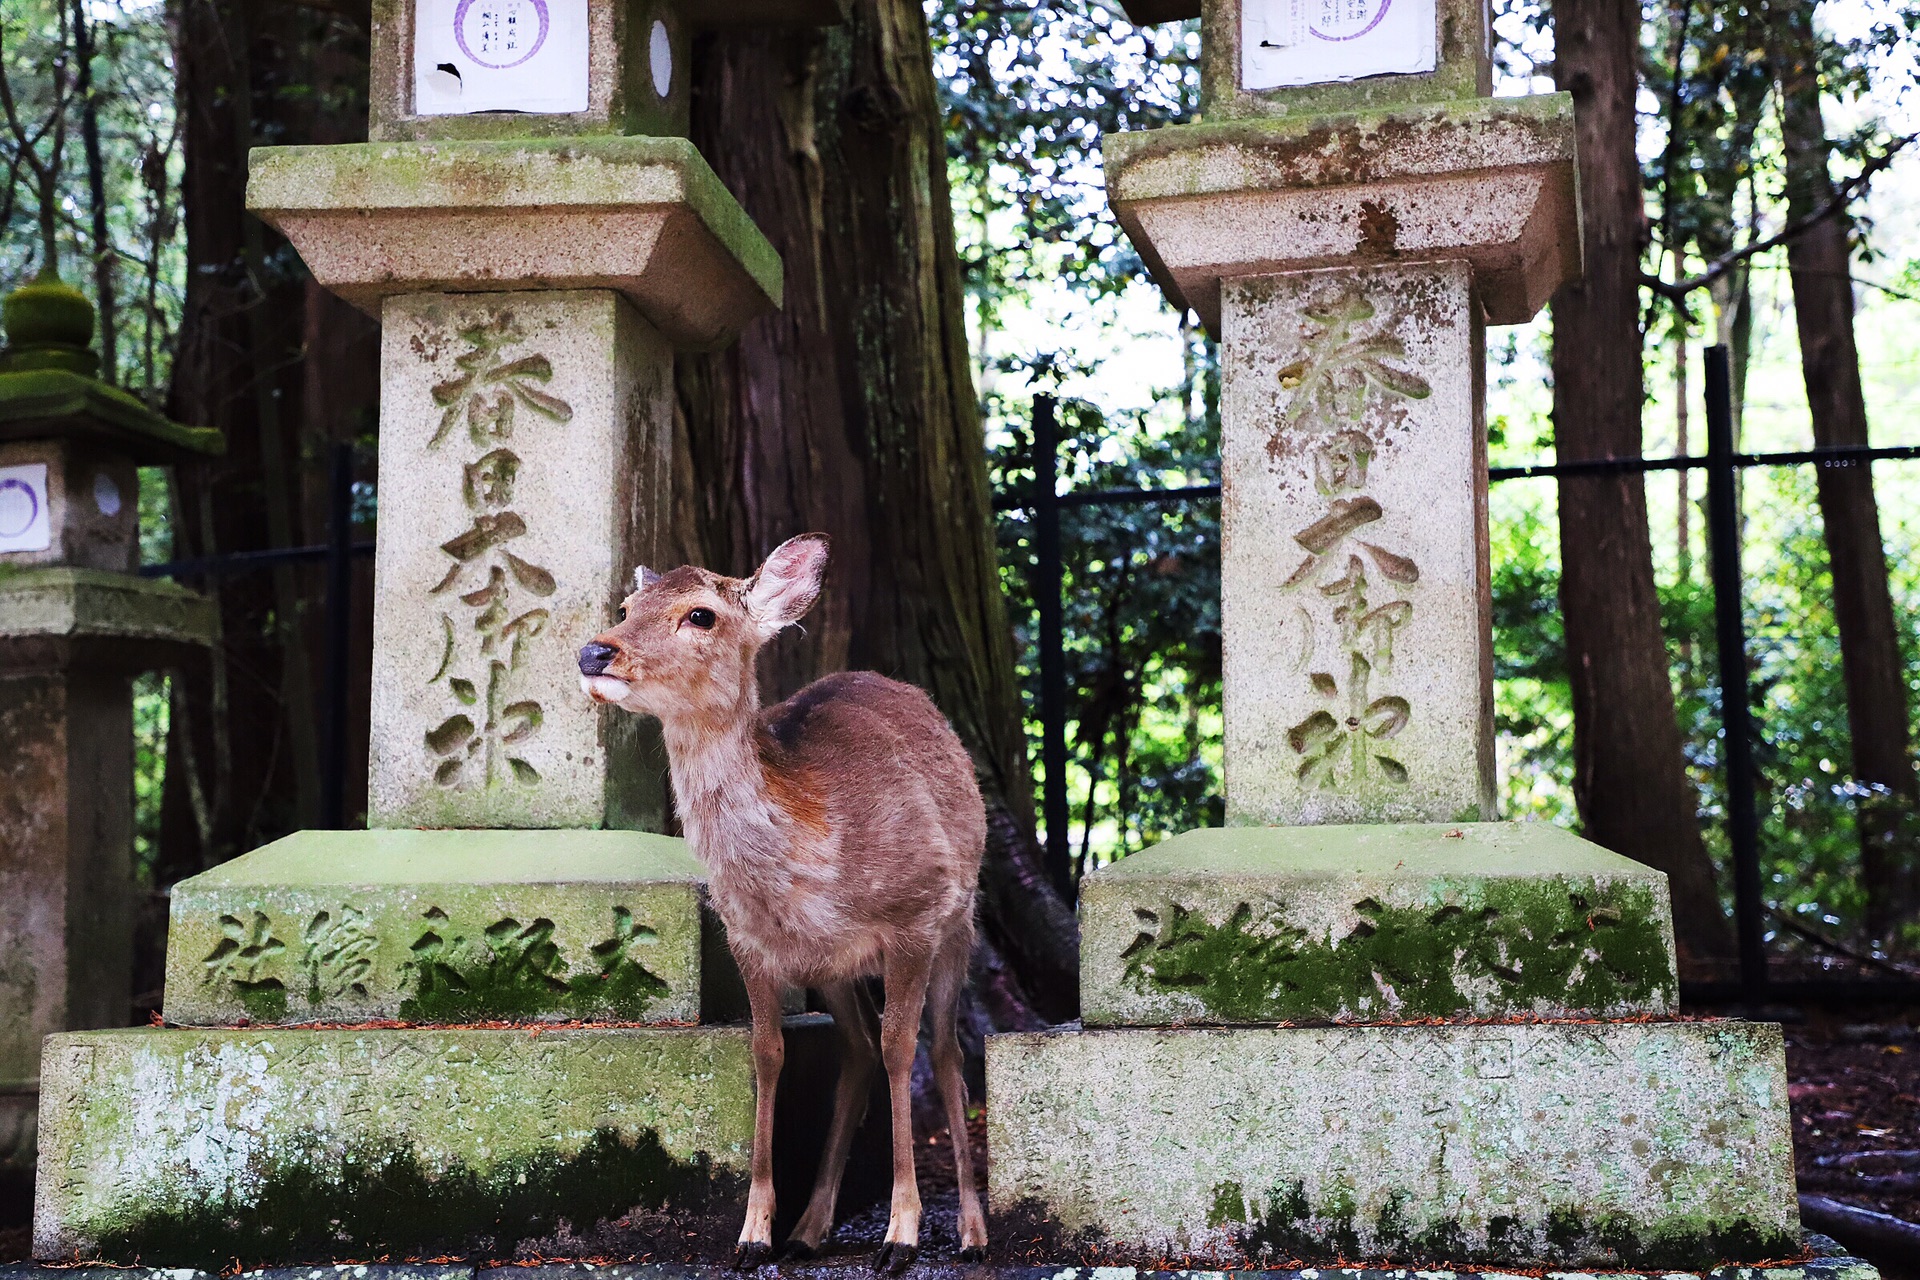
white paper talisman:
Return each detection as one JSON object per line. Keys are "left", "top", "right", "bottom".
{"left": 0, "top": 462, "right": 51, "bottom": 554}
{"left": 1242, "top": 0, "right": 1437, "bottom": 90}
{"left": 414, "top": 0, "right": 590, "bottom": 117}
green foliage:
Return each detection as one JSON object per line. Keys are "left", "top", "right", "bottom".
{"left": 990, "top": 389, "right": 1223, "bottom": 878}
{"left": 1, "top": 0, "right": 189, "bottom": 399}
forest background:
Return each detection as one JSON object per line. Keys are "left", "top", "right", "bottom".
{"left": 2, "top": 0, "right": 1919, "bottom": 1022}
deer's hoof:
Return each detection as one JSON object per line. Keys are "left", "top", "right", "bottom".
{"left": 958, "top": 1247, "right": 987, "bottom": 1264}
{"left": 873, "top": 1242, "right": 918, "bottom": 1275}
{"left": 778, "top": 1240, "right": 817, "bottom": 1262}
{"left": 732, "top": 1242, "right": 774, "bottom": 1270}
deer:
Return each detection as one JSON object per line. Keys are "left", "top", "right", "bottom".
{"left": 575, "top": 534, "right": 987, "bottom": 1271}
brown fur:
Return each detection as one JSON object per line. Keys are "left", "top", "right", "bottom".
{"left": 577, "top": 535, "right": 987, "bottom": 1267}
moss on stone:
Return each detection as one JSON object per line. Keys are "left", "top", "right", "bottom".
{"left": 1119, "top": 876, "right": 1675, "bottom": 1022}
{"left": 396, "top": 912, "right": 670, "bottom": 1023}
{"left": 84, "top": 1126, "right": 736, "bottom": 1267}
{"left": 1206, "top": 1180, "right": 1799, "bottom": 1267}
{"left": 233, "top": 979, "right": 289, "bottom": 1024}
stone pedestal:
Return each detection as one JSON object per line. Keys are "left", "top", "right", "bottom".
{"left": 162, "top": 829, "right": 748, "bottom": 1026}
{"left": 0, "top": 276, "right": 220, "bottom": 1193}
{"left": 1078, "top": 823, "right": 1677, "bottom": 1026}
{"left": 34, "top": 1020, "right": 839, "bottom": 1265}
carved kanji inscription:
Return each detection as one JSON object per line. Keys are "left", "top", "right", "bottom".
{"left": 421, "top": 313, "right": 573, "bottom": 791}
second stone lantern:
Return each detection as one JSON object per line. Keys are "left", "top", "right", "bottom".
{"left": 988, "top": 0, "right": 1809, "bottom": 1271}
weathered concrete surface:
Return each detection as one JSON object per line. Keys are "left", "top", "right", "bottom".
{"left": 1080, "top": 823, "right": 1677, "bottom": 1025}
{"left": 368, "top": 291, "right": 672, "bottom": 831}
{"left": 0, "top": 669, "right": 135, "bottom": 1191}
{"left": 987, "top": 1021, "right": 1799, "bottom": 1268}
{"left": 247, "top": 137, "right": 780, "bottom": 350}
{"left": 1221, "top": 261, "right": 1491, "bottom": 826}
{"left": 33, "top": 1021, "right": 832, "bottom": 1265}
{"left": 1104, "top": 95, "right": 1579, "bottom": 329}
{"left": 163, "top": 829, "right": 738, "bottom": 1026}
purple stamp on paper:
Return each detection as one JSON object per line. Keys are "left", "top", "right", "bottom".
{"left": 454, "top": 0, "right": 550, "bottom": 70}
{"left": 0, "top": 477, "right": 41, "bottom": 540}
{"left": 1310, "top": 0, "right": 1394, "bottom": 42}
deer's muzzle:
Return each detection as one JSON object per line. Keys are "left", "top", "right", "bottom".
{"left": 578, "top": 642, "right": 617, "bottom": 677}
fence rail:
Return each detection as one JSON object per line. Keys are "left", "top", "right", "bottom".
{"left": 1007, "top": 346, "right": 1920, "bottom": 1007}
{"left": 139, "top": 442, "right": 371, "bottom": 829}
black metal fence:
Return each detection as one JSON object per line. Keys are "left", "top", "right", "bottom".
{"left": 139, "top": 442, "right": 373, "bottom": 829}
{"left": 1002, "top": 345, "right": 1920, "bottom": 1008}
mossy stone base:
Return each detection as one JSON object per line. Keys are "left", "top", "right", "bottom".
{"left": 33, "top": 1021, "right": 831, "bottom": 1265}
{"left": 163, "top": 829, "right": 750, "bottom": 1027}
{"left": 1081, "top": 824, "right": 1678, "bottom": 1025}
{"left": 986, "top": 1020, "right": 1797, "bottom": 1268}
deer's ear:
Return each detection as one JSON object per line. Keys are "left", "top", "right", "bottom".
{"left": 743, "top": 534, "right": 829, "bottom": 639}
{"left": 633, "top": 564, "right": 662, "bottom": 591}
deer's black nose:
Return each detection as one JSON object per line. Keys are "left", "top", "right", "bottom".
{"left": 578, "top": 642, "right": 617, "bottom": 676}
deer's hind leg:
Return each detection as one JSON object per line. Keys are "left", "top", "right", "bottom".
{"left": 784, "top": 979, "right": 879, "bottom": 1257}
{"left": 928, "top": 923, "right": 987, "bottom": 1258}
{"left": 874, "top": 947, "right": 933, "bottom": 1275}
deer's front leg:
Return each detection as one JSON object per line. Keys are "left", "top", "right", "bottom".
{"left": 874, "top": 949, "right": 932, "bottom": 1275}
{"left": 735, "top": 967, "right": 786, "bottom": 1267}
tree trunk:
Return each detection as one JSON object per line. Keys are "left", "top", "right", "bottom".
{"left": 1551, "top": 0, "right": 1731, "bottom": 959}
{"left": 160, "top": 0, "right": 377, "bottom": 881}
{"left": 1771, "top": 4, "right": 1920, "bottom": 938}
{"left": 678, "top": 1, "right": 1076, "bottom": 1025}
{"left": 70, "top": 0, "right": 116, "bottom": 386}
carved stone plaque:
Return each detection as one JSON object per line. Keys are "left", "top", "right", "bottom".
{"left": 1241, "top": 0, "right": 1437, "bottom": 91}
{"left": 414, "top": 0, "right": 590, "bottom": 117}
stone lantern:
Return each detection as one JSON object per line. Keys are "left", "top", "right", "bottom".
{"left": 32, "top": 1, "right": 843, "bottom": 1263}
{"left": 0, "top": 271, "right": 219, "bottom": 1189}
{"left": 985, "top": 0, "right": 1814, "bottom": 1271}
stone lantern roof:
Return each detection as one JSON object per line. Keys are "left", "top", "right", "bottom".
{"left": 0, "top": 269, "right": 219, "bottom": 670}
{"left": 0, "top": 271, "right": 224, "bottom": 465}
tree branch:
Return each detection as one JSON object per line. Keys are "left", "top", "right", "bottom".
{"left": 1642, "top": 131, "right": 1915, "bottom": 302}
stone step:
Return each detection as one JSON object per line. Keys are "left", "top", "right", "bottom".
{"left": 986, "top": 1020, "right": 1797, "bottom": 1269}
{"left": 163, "top": 829, "right": 748, "bottom": 1026}
{"left": 1079, "top": 822, "right": 1678, "bottom": 1025}
{"left": 33, "top": 1020, "right": 838, "bottom": 1266}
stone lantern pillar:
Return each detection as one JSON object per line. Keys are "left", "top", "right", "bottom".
{"left": 0, "top": 272, "right": 219, "bottom": 1189}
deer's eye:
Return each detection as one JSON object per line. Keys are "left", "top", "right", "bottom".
{"left": 686, "top": 607, "right": 716, "bottom": 630}
{"left": 616, "top": 605, "right": 627, "bottom": 622}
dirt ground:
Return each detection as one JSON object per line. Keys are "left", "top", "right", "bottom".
{"left": 1782, "top": 1012, "right": 1920, "bottom": 1277}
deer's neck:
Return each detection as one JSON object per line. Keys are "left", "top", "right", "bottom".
{"left": 661, "top": 700, "right": 785, "bottom": 875}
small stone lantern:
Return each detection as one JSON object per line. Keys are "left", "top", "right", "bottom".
{"left": 0, "top": 271, "right": 220, "bottom": 1184}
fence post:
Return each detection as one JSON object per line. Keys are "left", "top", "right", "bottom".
{"left": 1032, "top": 395, "right": 1071, "bottom": 896}
{"left": 1704, "top": 345, "right": 1766, "bottom": 1005}
{"left": 319, "top": 442, "right": 355, "bottom": 830}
